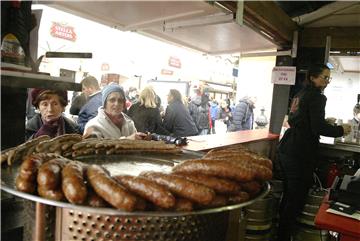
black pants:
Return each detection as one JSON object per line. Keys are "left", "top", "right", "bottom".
{"left": 276, "top": 152, "right": 314, "bottom": 241}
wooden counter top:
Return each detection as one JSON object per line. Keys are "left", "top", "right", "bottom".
{"left": 183, "top": 129, "right": 279, "bottom": 152}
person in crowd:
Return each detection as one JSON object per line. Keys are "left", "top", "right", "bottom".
{"left": 127, "top": 86, "right": 169, "bottom": 135}
{"left": 126, "top": 86, "right": 139, "bottom": 109}
{"left": 228, "top": 96, "right": 256, "bottom": 131}
{"left": 163, "top": 89, "right": 198, "bottom": 137}
{"left": 77, "top": 76, "right": 102, "bottom": 133}
{"left": 276, "top": 64, "right": 352, "bottom": 241}
{"left": 188, "top": 86, "right": 210, "bottom": 135}
{"left": 25, "top": 88, "right": 79, "bottom": 140}
{"left": 69, "top": 92, "right": 88, "bottom": 116}
{"left": 218, "top": 99, "right": 233, "bottom": 132}
{"left": 83, "top": 84, "right": 147, "bottom": 140}
{"left": 209, "top": 98, "right": 219, "bottom": 134}
{"left": 352, "top": 103, "right": 360, "bottom": 127}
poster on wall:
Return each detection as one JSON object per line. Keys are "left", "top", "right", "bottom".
{"left": 271, "top": 66, "right": 296, "bottom": 85}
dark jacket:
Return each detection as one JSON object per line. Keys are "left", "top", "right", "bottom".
{"left": 163, "top": 100, "right": 198, "bottom": 137}
{"left": 228, "top": 98, "right": 254, "bottom": 131}
{"left": 25, "top": 113, "right": 79, "bottom": 140}
{"left": 279, "top": 85, "right": 344, "bottom": 160}
{"left": 127, "top": 102, "right": 169, "bottom": 135}
{"left": 188, "top": 95, "right": 210, "bottom": 131}
{"left": 69, "top": 92, "right": 88, "bottom": 115}
{"left": 77, "top": 91, "right": 102, "bottom": 133}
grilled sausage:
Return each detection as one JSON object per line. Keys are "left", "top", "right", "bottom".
{"left": 174, "top": 173, "right": 241, "bottom": 195}
{"left": 173, "top": 198, "right": 193, "bottom": 212}
{"left": 62, "top": 161, "right": 87, "bottom": 204}
{"left": 86, "top": 188, "right": 108, "bottom": 207}
{"left": 228, "top": 191, "right": 250, "bottom": 204}
{"left": 114, "top": 175, "right": 175, "bottom": 209}
{"left": 140, "top": 172, "right": 215, "bottom": 205}
{"left": 172, "top": 159, "right": 255, "bottom": 182}
{"left": 37, "top": 158, "right": 69, "bottom": 190}
{"left": 15, "top": 154, "right": 46, "bottom": 193}
{"left": 240, "top": 181, "right": 262, "bottom": 197}
{"left": 16, "top": 176, "right": 36, "bottom": 194}
{"left": 87, "top": 165, "right": 137, "bottom": 211}
{"left": 198, "top": 195, "right": 228, "bottom": 208}
{"left": 38, "top": 186, "right": 64, "bottom": 201}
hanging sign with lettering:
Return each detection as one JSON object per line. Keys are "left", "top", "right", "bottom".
{"left": 271, "top": 66, "right": 296, "bottom": 85}
{"left": 50, "top": 22, "right": 77, "bottom": 42}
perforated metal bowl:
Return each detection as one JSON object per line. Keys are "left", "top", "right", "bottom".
{"left": 1, "top": 151, "right": 270, "bottom": 241}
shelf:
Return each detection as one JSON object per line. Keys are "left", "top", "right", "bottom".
{"left": 320, "top": 142, "right": 360, "bottom": 153}
{"left": 1, "top": 70, "right": 82, "bottom": 91}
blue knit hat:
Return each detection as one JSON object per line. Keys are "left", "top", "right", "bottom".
{"left": 101, "top": 84, "right": 125, "bottom": 107}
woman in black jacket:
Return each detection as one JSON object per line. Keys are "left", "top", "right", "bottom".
{"left": 276, "top": 64, "right": 351, "bottom": 241}
{"left": 163, "top": 89, "right": 198, "bottom": 137}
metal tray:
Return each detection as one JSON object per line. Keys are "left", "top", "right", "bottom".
{"left": 1, "top": 150, "right": 270, "bottom": 217}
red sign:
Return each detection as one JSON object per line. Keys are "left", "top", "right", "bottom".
{"left": 101, "top": 63, "right": 110, "bottom": 71}
{"left": 50, "top": 22, "right": 77, "bottom": 42}
{"left": 161, "top": 69, "right": 174, "bottom": 75}
{"left": 168, "top": 56, "right": 181, "bottom": 68}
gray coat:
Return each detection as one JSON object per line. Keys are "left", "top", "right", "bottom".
{"left": 228, "top": 98, "right": 254, "bottom": 131}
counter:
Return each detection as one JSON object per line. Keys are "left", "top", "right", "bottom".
{"left": 183, "top": 129, "right": 279, "bottom": 152}
{"left": 183, "top": 129, "right": 279, "bottom": 160}
{"left": 320, "top": 142, "right": 360, "bottom": 154}
{"left": 315, "top": 195, "right": 360, "bottom": 241}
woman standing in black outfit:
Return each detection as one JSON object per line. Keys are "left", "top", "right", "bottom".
{"left": 276, "top": 65, "right": 352, "bottom": 241}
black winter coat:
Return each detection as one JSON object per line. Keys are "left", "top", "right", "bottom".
{"left": 127, "top": 102, "right": 169, "bottom": 135}
{"left": 163, "top": 100, "right": 198, "bottom": 137}
{"left": 279, "top": 85, "right": 343, "bottom": 161}
{"left": 25, "top": 113, "right": 80, "bottom": 140}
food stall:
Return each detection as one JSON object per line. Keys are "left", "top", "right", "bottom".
{"left": 1, "top": 1, "right": 359, "bottom": 241}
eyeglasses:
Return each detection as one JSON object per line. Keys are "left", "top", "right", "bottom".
{"left": 319, "top": 75, "right": 332, "bottom": 82}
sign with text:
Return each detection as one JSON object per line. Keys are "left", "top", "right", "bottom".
{"left": 271, "top": 66, "right": 296, "bottom": 85}
{"left": 168, "top": 56, "right": 181, "bottom": 69}
{"left": 161, "top": 69, "right": 174, "bottom": 75}
{"left": 50, "top": 22, "right": 77, "bottom": 42}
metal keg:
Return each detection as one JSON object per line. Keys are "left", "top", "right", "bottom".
{"left": 294, "top": 224, "right": 329, "bottom": 241}
{"left": 245, "top": 194, "right": 274, "bottom": 241}
{"left": 297, "top": 189, "right": 326, "bottom": 226}
{"left": 294, "top": 189, "right": 329, "bottom": 241}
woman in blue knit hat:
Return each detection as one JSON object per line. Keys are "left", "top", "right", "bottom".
{"left": 83, "top": 83, "right": 147, "bottom": 139}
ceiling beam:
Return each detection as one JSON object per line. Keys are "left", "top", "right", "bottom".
{"left": 216, "top": 1, "right": 298, "bottom": 48}
{"left": 293, "top": 2, "right": 359, "bottom": 26}
{"left": 300, "top": 27, "right": 360, "bottom": 50}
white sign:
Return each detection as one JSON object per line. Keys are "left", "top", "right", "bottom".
{"left": 271, "top": 66, "right": 296, "bottom": 85}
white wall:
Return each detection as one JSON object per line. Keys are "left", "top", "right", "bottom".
{"left": 325, "top": 71, "right": 360, "bottom": 122}
{"left": 236, "top": 56, "right": 276, "bottom": 127}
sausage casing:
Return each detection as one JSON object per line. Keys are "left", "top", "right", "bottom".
{"left": 115, "top": 175, "right": 175, "bottom": 209}
{"left": 16, "top": 176, "right": 36, "bottom": 193}
{"left": 62, "top": 161, "right": 87, "bottom": 204}
{"left": 87, "top": 165, "right": 137, "bottom": 211}
{"left": 174, "top": 173, "right": 241, "bottom": 195}
{"left": 38, "top": 186, "right": 64, "bottom": 201}
{"left": 172, "top": 159, "right": 254, "bottom": 182}
{"left": 37, "top": 158, "right": 69, "bottom": 190}
{"left": 140, "top": 171, "right": 215, "bottom": 205}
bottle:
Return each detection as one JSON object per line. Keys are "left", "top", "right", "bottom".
{"left": 326, "top": 163, "right": 340, "bottom": 188}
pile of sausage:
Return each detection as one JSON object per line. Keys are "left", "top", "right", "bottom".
{"left": 14, "top": 146, "right": 272, "bottom": 212}
{"left": 1, "top": 134, "right": 181, "bottom": 166}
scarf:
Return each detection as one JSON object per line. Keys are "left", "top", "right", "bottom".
{"left": 105, "top": 112, "right": 124, "bottom": 130}
{"left": 35, "top": 116, "right": 65, "bottom": 138}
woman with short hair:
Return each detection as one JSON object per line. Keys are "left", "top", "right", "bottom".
{"left": 25, "top": 88, "right": 79, "bottom": 140}
{"left": 83, "top": 84, "right": 147, "bottom": 140}
{"left": 163, "top": 89, "right": 198, "bottom": 137}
